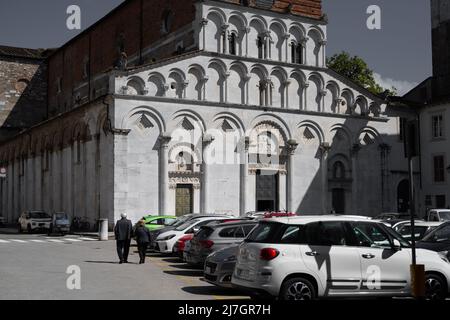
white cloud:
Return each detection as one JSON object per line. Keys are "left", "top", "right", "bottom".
{"left": 373, "top": 73, "right": 418, "bottom": 96}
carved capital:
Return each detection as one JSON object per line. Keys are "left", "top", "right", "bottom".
{"left": 159, "top": 133, "right": 172, "bottom": 148}
{"left": 200, "top": 18, "right": 209, "bottom": 27}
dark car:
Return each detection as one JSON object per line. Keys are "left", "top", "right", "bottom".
{"left": 417, "top": 222, "right": 450, "bottom": 259}
{"left": 204, "top": 245, "right": 239, "bottom": 288}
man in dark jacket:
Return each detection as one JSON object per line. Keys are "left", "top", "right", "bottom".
{"left": 134, "top": 220, "right": 152, "bottom": 264}
{"left": 114, "top": 213, "right": 133, "bottom": 264}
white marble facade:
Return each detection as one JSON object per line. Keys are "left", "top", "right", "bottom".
{"left": 0, "top": 1, "right": 412, "bottom": 225}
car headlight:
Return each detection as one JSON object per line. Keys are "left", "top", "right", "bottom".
{"left": 224, "top": 255, "right": 237, "bottom": 262}
{"left": 438, "top": 251, "right": 449, "bottom": 263}
{"left": 159, "top": 234, "right": 176, "bottom": 241}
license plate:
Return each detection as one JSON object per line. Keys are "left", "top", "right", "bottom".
{"left": 237, "top": 269, "right": 250, "bottom": 279}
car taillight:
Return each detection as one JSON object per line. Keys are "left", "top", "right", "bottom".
{"left": 260, "top": 248, "right": 279, "bottom": 261}
{"left": 200, "top": 240, "right": 214, "bottom": 248}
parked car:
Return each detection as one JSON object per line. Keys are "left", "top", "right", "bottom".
{"left": 139, "top": 215, "right": 177, "bottom": 231}
{"left": 417, "top": 222, "right": 450, "bottom": 260}
{"left": 231, "top": 215, "right": 450, "bottom": 300}
{"left": 173, "top": 234, "right": 194, "bottom": 259}
{"left": 49, "top": 212, "right": 71, "bottom": 235}
{"left": 374, "top": 212, "right": 414, "bottom": 220}
{"left": 18, "top": 211, "right": 52, "bottom": 233}
{"left": 149, "top": 213, "right": 232, "bottom": 250}
{"left": 0, "top": 216, "right": 5, "bottom": 227}
{"left": 155, "top": 216, "right": 231, "bottom": 253}
{"left": 393, "top": 221, "right": 443, "bottom": 241}
{"left": 186, "top": 220, "right": 258, "bottom": 266}
{"left": 204, "top": 245, "right": 240, "bottom": 288}
{"left": 426, "top": 209, "right": 450, "bottom": 222}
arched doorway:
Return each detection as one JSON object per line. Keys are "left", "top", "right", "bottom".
{"left": 397, "top": 179, "right": 410, "bottom": 213}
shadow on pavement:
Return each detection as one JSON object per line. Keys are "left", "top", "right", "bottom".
{"left": 168, "top": 263, "right": 203, "bottom": 270}
{"left": 164, "top": 270, "right": 204, "bottom": 277}
{"left": 85, "top": 260, "right": 121, "bottom": 264}
{"left": 181, "top": 285, "right": 249, "bottom": 297}
{"left": 162, "top": 257, "right": 184, "bottom": 264}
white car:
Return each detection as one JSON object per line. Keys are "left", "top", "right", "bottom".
{"left": 231, "top": 215, "right": 450, "bottom": 300}
{"left": 18, "top": 211, "right": 52, "bottom": 233}
{"left": 155, "top": 216, "right": 230, "bottom": 253}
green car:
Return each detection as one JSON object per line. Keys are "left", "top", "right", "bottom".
{"left": 139, "top": 215, "right": 177, "bottom": 231}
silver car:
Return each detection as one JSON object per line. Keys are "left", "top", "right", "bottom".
{"left": 204, "top": 245, "right": 239, "bottom": 288}
{"left": 185, "top": 221, "right": 257, "bottom": 266}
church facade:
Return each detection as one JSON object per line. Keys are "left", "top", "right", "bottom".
{"left": 0, "top": 0, "right": 411, "bottom": 227}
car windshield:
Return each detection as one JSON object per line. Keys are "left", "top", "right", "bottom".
{"left": 422, "top": 224, "right": 450, "bottom": 242}
{"left": 170, "top": 216, "right": 191, "bottom": 228}
{"left": 55, "top": 213, "right": 68, "bottom": 220}
{"left": 397, "top": 225, "right": 429, "bottom": 241}
{"left": 245, "top": 222, "right": 282, "bottom": 243}
{"left": 439, "top": 211, "right": 450, "bottom": 221}
{"left": 29, "top": 212, "right": 50, "bottom": 219}
{"left": 175, "top": 219, "right": 200, "bottom": 231}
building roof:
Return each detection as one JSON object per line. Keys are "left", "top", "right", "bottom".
{"left": 0, "top": 45, "right": 51, "bottom": 60}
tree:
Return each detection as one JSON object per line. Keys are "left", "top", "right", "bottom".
{"left": 327, "top": 51, "right": 396, "bottom": 96}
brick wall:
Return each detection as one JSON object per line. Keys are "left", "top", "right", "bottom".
{"left": 0, "top": 56, "right": 47, "bottom": 142}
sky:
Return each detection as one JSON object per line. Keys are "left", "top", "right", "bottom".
{"left": 0, "top": 0, "right": 432, "bottom": 95}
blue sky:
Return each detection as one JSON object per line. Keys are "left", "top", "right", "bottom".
{"left": 0, "top": 0, "right": 432, "bottom": 94}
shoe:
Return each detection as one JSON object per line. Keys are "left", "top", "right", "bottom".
{"left": 124, "top": 261, "right": 128, "bottom": 263}
{"left": 119, "top": 261, "right": 123, "bottom": 264}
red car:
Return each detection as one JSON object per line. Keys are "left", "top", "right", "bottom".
{"left": 173, "top": 234, "right": 194, "bottom": 258}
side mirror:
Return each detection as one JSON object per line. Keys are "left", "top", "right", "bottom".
{"left": 392, "top": 239, "right": 402, "bottom": 251}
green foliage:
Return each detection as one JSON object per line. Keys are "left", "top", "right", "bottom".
{"left": 327, "top": 52, "right": 396, "bottom": 97}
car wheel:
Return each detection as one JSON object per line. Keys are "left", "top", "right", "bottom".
{"left": 27, "top": 224, "right": 32, "bottom": 234}
{"left": 280, "top": 277, "right": 316, "bottom": 301}
{"left": 425, "top": 273, "right": 447, "bottom": 301}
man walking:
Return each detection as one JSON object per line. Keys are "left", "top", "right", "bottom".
{"left": 114, "top": 213, "right": 133, "bottom": 264}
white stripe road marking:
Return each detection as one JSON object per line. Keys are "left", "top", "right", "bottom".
{"left": 10, "top": 240, "right": 27, "bottom": 243}
{"left": 0, "top": 239, "right": 10, "bottom": 243}
{"left": 78, "top": 237, "right": 97, "bottom": 241}
{"left": 47, "top": 239, "right": 64, "bottom": 243}
{"left": 30, "top": 240, "right": 46, "bottom": 243}
{"left": 63, "top": 239, "right": 83, "bottom": 242}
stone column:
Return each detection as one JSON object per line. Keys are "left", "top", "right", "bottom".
{"left": 201, "top": 76, "right": 209, "bottom": 101}
{"left": 351, "top": 144, "right": 361, "bottom": 214}
{"left": 201, "top": 134, "right": 215, "bottom": 213}
{"left": 319, "top": 39, "right": 327, "bottom": 67}
{"left": 302, "top": 81, "right": 310, "bottom": 111}
{"left": 319, "top": 89, "right": 327, "bottom": 112}
{"left": 223, "top": 71, "right": 231, "bottom": 103}
{"left": 244, "top": 74, "right": 251, "bottom": 105}
{"left": 283, "top": 33, "right": 291, "bottom": 63}
{"left": 284, "top": 79, "right": 292, "bottom": 109}
{"left": 320, "top": 142, "right": 331, "bottom": 214}
{"left": 244, "top": 27, "right": 250, "bottom": 57}
{"left": 301, "top": 37, "right": 309, "bottom": 65}
{"left": 200, "top": 18, "right": 208, "bottom": 51}
{"left": 240, "top": 137, "right": 250, "bottom": 216}
{"left": 159, "top": 134, "right": 172, "bottom": 215}
{"left": 264, "top": 30, "right": 271, "bottom": 59}
{"left": 286, "top": 140, "right": 299, "bottom": 212}
{"left": 221, "top": 24, "right": 230, "bottom": 54}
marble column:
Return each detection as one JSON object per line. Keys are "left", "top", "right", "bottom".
{"left": 283, "top": 33, "right": 291, "bottom": 63}
{"left": 301, "top": 37, "right": 308, "bottom": 65}
{"left": 240, "top": 137, "right": 250, "bottom": 216}
{"left": 351, "top": 144, "right": 361, "bottom": 214}
{"left": 201, "top": 134, "right": 214, "bottom": 213}
{"left": 244, "top": 27, "right": 250, "bottom": 57}
{"left": 302, "top": 81, "right": 310, "bottom": 111}
{"left": 159, "top": 134, "right": 172, "bottom": 215}
{"left": 200, "top": 18, "right": 208, "bottom": 51}
{"left": 286, "top": 140, "right": 299, "bottom": 212}
{"left": 320, "top": 39, "right": 327, "bottom": 67}
{"left": 320, "top": 143, "right": 331, "bottom": 214}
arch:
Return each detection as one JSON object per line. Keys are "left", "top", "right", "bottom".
{"left": 307, "top": 72, "right": 324, "bottom": 112}
{"left": 329, "top": 124, "right": 352, "bottom": 149}
{"left": 306, "top": 27, "right": 323, "bottom": 67}
{"left": 355, "top": 96, "right": 369, "bottom": 116}
{"left": 169, "top": 109, "right": 206, "bottom": 133}
{"left": 249, "top": 64, "right": 269, "bottom": 106}
{"left": 270, "top": 68, "right": 287, "bottom": 108}
{"left": 167, "top": 68, "right": 186, "bottom": 99}
{"left": 186, "top": 64, "right": 206, "bottom": 101}
{"left": 125, "top": 76, "right": 146, "bottom": 95}
{"left": 148, "top": 72, "right": 166, "bottom": 97}
{"left": 369, "top": 102, "right": 381, "bottom": 117}
{"left": 269, "top": 20, "right": 285, "bottom": 61}
{"left": 206, "top": 9, "right": 227, "bottom": 53}
{"left": 296, "top": 120, "right": 325, "bottom": 145}
{"left": 249, "top": 113, "right": 292, "bottom": 143}
{"left": 357, "top": 126, "right": 382, "bottom": 146}
{"left": 213, "top": 112, "right": 246, "bottom": 134}
{"left": 228, "top": 63, "right": 247, "bottom": 105}
{"left": 289, "top": 70, "right": 307, "bottom": 110}
{"left": 328, "top": 153, "right": 351, "bottom": 178}
{"left": 206, "top": 59, "right": 227, "bottom": 102}
{"left": 228, "top": 12, "right": 247, "bottom": 56}
{"left": 288, "top": 22, "right": 306, "bottom": 41}
{"left": 325, "top": 81, "right": 340, "bottom": 113}
{"left": 341, "top": 89, "right": 355, "bottom": 114}
{"left": 248, "top": 16, "right": 267, "bottom": 58}
{"left": 121, "top": 105, "right": 166, "bottom": 133}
